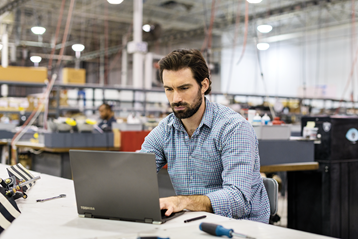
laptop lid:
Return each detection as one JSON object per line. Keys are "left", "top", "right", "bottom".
{"left": 70, "top": 150, "right": 163, "bottom": 223}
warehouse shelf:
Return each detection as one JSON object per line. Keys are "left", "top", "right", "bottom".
{"left": 1, "top": 81, "right": 358, "bottom": 118}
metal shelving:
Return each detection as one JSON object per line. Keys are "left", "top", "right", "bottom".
{"left": 1, "top": 81, "right": 358, "bottom": 118}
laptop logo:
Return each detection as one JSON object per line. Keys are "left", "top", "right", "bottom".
{"left": 81, "top": 206, "right": 95, "bottom": 210}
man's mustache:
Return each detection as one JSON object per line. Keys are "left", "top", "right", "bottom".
{"left": 171, "top": 102, "right": 188, "bottom": 107}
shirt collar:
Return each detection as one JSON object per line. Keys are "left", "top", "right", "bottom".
{"left": 167, "top": 97, "right": 213, "bottom": 131}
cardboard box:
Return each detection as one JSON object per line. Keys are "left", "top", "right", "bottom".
{"left": 62, "top": 68, "right": 86, "bottom": 84}
{"left": 0, "top": 66, "right": 47, "bottom": 83}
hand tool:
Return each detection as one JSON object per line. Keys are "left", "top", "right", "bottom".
{"left": 199, "top": 222, "right": 255, "bottom": 239}
{"left": 36, "top": 194, "right": 66, "bottom": 202}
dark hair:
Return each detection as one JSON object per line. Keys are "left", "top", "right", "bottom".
{"left": 159, "top": 49, "right": 212, "bottom": 95}
{"left": 100, "top": 103, "right": 112, "bottom": 112}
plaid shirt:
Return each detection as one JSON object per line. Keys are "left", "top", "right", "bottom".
{"left": 141, "top": 98, "right": 270, "bottom": 223}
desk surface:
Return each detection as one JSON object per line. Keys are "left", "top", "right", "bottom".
{"left": 0, "top": 163, "right": 334, "bottom": 239}
{"left": 260, "top": 162, "right": 319, "bottom": 173}
{"left": 15, "top": 141, "right": 120, "bottom": 153}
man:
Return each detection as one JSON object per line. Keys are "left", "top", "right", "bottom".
{"left": 98, "top": 103, "right": 116, "bottom": 131}
{"left": 140, "top": 49, "right": 270, "bottom": 223}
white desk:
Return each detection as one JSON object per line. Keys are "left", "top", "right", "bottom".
{"left": 0, "top": 163, "right": 334, "bottom": 239}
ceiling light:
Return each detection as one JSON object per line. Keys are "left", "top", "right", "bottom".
{"left": 107, "top": 0, "right": 123, "bottom": 4}
{"left": 247, "top": 0, "right": 262, "bottom": 3}
{"left": 72, "top": 44, "right": 85, "bottom": 52}
{"left": 142, "top": 24, "right": 151, "bottom": 32}
{"left": 30, "top": 56, "right": 42, "bottom": 63}
{"left": 257, "top": 43, "right": 270, "bottom": 51}
{"left": 257, "top": 25, "right": 273, "bottom": 33}
{"left": 31, "top": 26, "right": 46, "bottom": 35}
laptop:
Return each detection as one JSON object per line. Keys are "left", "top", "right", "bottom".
{"left": 69, "top": 150, "right": 184, "bottom": 224}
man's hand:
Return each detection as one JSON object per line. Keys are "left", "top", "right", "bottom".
{"left": 160, "top": 195, "right": 213, "bottom": 216}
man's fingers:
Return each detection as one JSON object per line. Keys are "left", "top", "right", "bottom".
{"left": 165, "top": 206, "right": 173, "bottom": 216}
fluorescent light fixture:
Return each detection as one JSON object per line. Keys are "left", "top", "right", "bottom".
{"left": 0, "top": 44, "right": 2, "bottom": 51}
{"left": 30, "top": 56, "right": 42, "bottom": 63}
{"left": 247, "top": 0, "right": 262, "bottom": 3}
{"left": 72, "top": 44, "right": 85, "bottom": 52}
{"left": 31, "top": 26, "right": 46, "bottom": 35}
{"left": 142, "top": 24, "right": 151, "bottom": 32}
{"left": 107, "top": 0, "right": 123, "bottom": 4}
{"left": 257, "top": 25, "right": 273, "bottom": 33}
{"left": 257, "top": 43, "right": 270, "bottom": 51}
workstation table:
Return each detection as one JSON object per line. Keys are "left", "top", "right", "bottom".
{"left": 0, "top": 163, "right": 334, "bottom": 239}
{"left": 14, "top": 142, "right": 120, "bottom": 178}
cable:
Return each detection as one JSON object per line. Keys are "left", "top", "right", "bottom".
{"left": 225, "top": 0, "right": 242, "bottom": 94}
{"left": 225, "top": 0, "right": 249, "bottom": 94}
{"left": 104, "top": 2, "right": 109, "bottom": 85}
{"left": 47, "top": 0, "right": 66, "bottom": 77}
{"left": 44, "top": 0, "right": 76, "bottom": 129}
{"left": 10, "top": 0, "right": 76, "bottom": 164}
{"left": 201, "top": 0, "right": 216, "bottom": 53}
{"left": 56, "top": 0, "right": 76, "bottom": 67}
{"left": 235, "top": 0, "right": 248, "bottom": 66}
{"left": 336, "top": 0, "right": 358, "bottom": 113}
{"left": 253, "top": 37, "right": 276, "bottom": 119}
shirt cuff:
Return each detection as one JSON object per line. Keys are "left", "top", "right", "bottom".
{"left": 206, "top": 189, "right": 239, "bottom": 218}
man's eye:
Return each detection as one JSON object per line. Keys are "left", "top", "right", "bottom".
{"left": 165, "top": 88, "right": 173, "bottom": 91}
{"left": 181, "top": 87, "right": 188, "bottom": 90}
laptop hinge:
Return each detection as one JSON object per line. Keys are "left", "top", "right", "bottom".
{"left": 84, "top": 213, "right": 93, "bottom": 218}
{"left": 144, "top": 218, "right": 153, "bottom": 223}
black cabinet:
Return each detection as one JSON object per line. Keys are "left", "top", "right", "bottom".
{"left": 288, "top": 116, "right": 358, "bottom": 239}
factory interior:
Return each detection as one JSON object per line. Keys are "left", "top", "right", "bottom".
{"left": 0, "top": 0, "right": 357, "bottom": 238}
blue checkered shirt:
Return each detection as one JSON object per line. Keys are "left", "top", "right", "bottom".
{"left": 141, "top": 99, "right": 270, "bottom": 223}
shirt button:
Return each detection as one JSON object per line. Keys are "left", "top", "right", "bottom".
{"left": 189, "top": 156, "right": 192, "bottom": 160}
{"left": 190, "top": 176, "right": 193, "bottom": 180}
{"left": 185, "top": 136, "right": 188, "bottom": 139}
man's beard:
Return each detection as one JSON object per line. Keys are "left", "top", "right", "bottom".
{"left": 171, "top": 90, "right": 203, "bottom": 119}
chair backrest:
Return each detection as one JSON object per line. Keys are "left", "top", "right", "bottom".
{"left": 262, "top": 177, "right": 278, "bottom": 216}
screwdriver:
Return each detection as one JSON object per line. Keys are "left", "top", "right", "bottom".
{"left": 199, "top": 222, "right": 256, "bottom": 239}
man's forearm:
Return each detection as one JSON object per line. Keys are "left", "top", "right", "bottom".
{"left": 178, "top": 195, "right": 213, "bottom": 213}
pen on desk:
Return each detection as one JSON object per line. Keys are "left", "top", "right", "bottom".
{"left": 184, "top": 215, "right": 207, "bottom": 223}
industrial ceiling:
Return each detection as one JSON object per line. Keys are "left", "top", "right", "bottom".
{"left": 0, "top": 0, "right": 355, "bottom": 66}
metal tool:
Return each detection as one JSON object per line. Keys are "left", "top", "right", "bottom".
{"left": 36, "top": 194, "right": 66, "bottom": 202}
{"left": 199, "top": 222, "right": 256, "bottom": 239}
{"left": 18, "top": 176, "right": 41, "bottom": 187}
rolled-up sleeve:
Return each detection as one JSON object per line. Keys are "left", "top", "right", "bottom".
{"left": 140, "top": 122, "right": 167, "bottom": 172}
{"left": 206, "top": 120, "right": 256, "bottom": 219}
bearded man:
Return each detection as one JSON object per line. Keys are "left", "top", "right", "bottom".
{"left": 140, "top": 49, "right": 270, "bottom": 223}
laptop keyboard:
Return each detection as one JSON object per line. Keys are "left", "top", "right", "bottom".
{"left": 161, "top": 209, "right": 176, "bottom": 219}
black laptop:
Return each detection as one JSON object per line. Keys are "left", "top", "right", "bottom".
{"left": 69, "top": 150, "right": 184, "bottom": 224}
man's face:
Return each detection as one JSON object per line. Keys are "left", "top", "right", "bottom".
{"left": 99, "top": 105, "right": 110, "bottom": 120}
{"left": 163, "top": 68, "right": 204, "bottom": 119}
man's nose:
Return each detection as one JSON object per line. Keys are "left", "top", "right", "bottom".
{"left": 172, "top": 90, "right": 182, "bottom": 103}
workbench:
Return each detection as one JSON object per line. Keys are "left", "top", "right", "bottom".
{"left": 14, "top": 142, "right": 120, "bottom": 179}
{"left": 0, "top": 163, "right": 334, "bottom": 239}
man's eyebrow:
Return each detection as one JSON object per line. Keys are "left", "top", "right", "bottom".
{"left": 178, "top": 84, "right": 192, "bottom": 88}
{"left": 163, "top": 85, "right": 172, "bottom": 88}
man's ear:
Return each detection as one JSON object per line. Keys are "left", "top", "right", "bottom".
{"left": 201, "top": 78, "right": 209, "bottom": 94}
